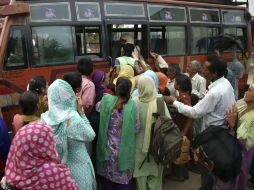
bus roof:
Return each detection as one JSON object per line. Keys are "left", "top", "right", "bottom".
{"left": 0, "top": 0, "right": 10, "bottom": 6}
{"left": 0, "top": 3, "right": 29, "bottom": 16}
{"left": 17, "top": 0, "right": 248, "bottom": 6}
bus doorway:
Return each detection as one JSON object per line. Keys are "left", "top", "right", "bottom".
{"left": 106, "top": 24, "right": 148, "bottom": 64}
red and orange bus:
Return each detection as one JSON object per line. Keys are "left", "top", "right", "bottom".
{"left": 0, "top": 0, "right": 252, "bottom": 127}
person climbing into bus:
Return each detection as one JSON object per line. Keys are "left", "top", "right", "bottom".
{"left": 114, "top": 34, "right": 146, "bottom": 76}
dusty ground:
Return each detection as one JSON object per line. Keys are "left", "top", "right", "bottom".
{"left": 163, "top": 172, "right": 253, "bottom": 190}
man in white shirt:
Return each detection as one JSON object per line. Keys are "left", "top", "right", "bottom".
{"left": 164, "top": 55, "right": 235, "bottom": 190}
{"left": 187, "top": 60, "right": 207, "bottom": 99}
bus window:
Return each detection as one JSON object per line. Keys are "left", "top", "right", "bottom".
{"left": 4, "top": 27, "right": 27, "bottom": 69}
{"left": 32, "top": 26, "right": 74, "bottom": 66}
{"left": 191, "top": 27, "right": 219, "bottom": 54}
{"left": 223, "top": 27, "right": 247, "bottom": 49}
{"left": 150, "top": 26, "right": 185, "bottom": 56}
{"left": 75, "top": 26, "right": 101, "bottom": 56}
{"left": 109, "top": 24, "right": 146, "bottom": 61}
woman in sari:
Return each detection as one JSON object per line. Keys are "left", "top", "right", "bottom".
{"left": 133, "top": 76, "right": 170, "bottom": 190}
{"left": 227, "top": 84, "right": 254, "bottom": 190}
{"left": 41, "top": 72, "right": 96, "bottom": 190}
{"left": 4, "top": 121, "right": 78, "bottom": 190}
{"left": 97, "top": 77, "right": 139, "bottom": 190}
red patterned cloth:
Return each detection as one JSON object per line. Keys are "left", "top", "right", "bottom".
{"left": 5, "top": 121, "right": 78, "bottom": 190}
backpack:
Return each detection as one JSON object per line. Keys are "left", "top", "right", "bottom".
{"left": 192, "top": 126, "right": 242, "bottom": 182}
{"left": 140, "top": 97, "right": 183, "bottom": 168}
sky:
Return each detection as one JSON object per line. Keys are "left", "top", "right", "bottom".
{"left": 238, "top": 0, "right": 254, "bottom": 16}
{"left": 249, "top": 0, "right": 254, "bottom": 16}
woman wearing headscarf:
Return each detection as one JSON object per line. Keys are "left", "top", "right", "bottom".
{"left": 92, "top": 71, "right": 113, "bottom": 105}
{"left": 89, "top": 71, "right": 113, "bottom": 167}
{"left": 132, "top": 76, "right": 170, "bottom": 190}
{"left": 156, "top": 72, "right": 169, "bottom": 94}
{"left": 113, "top": 65, "right": 135, "bottom": 93}
{"left": 97, "top": 77, "right": 139, "bottom": 190}
{"left": 132, "top": 70, "right": 159, "bottom": 98}
{"left": 41, "top": 72, "right": 96, "bottom": 190}
{"left": 227, "top": 84, "right": 254, "bottom": 190}
{"left": 4, "top": 120, "right": 78, "bottom": 190}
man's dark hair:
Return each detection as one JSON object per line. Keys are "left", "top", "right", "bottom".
{"left": 115, "top": 77, "right": 132, "bottom": 104}
{"left": 207, "top": 54, "right": 227, "bottom": 77}
{"left": 62, "top": 72, "right": 82, "bottom": 93}
{"left": 28, "top": 76, "right": 47, "bottom": 95}
{"left": 19, "top": 91, "right": 39, "bottom": 115}
{"left": 175, "top": 74, "right": 192, "bottom": 94}
{"left": 191, "top": 93, "right": 199, "bottom": 106}
{"left": 77, "top": 57, "right": 93, "bottom": 76}
{"left": 122, "top": 44, "right": 135, "bottom": 57}
{"left": 168, "top": 63, "right": 181, "bottom": 76}
{"left": 160, "top": 68, "right": 168, "bottom": 77}
{"left": 162, "top": 87, "right": 171, "bottom": 96}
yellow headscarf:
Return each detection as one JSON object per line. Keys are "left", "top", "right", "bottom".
{"left": 137, "top": 76, "right": 157, "bottom": 153}
{"left": 114, "top": 65, "right": 135, "bottom": 93}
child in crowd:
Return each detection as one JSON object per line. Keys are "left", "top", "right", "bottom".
{"left": 28, "top": 75, "right": 48, "bottom": 117}
{"left": 13, "top": 91, "right": 39, "bottom": 133}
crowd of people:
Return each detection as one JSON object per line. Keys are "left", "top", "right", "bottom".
{"left": 0, "top": 34, "right": 254, "bottom": 190}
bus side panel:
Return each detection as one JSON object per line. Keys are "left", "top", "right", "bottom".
{"left": 0, "top": 61, "right": 109, "bottom": 128}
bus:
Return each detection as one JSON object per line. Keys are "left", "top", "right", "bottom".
{"left": 0, "top": 0, "right": 252, "bottom": 127}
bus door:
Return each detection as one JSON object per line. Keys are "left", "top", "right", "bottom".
{"left": 102, "top": 2, "right": 148, "bottom": 65}
{"left": 106, "top": 22, "right": 148, "bottom": 64}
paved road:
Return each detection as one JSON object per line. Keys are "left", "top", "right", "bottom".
{"left": 163, "top": 172, "right": 254, "bottom": 190}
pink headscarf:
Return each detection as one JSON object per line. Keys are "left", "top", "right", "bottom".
{"left": 5, "top": 121, "right": 78, "bottom": 190}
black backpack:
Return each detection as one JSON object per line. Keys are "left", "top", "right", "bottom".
{"left": 192, "top": 126, "right": 242, "bottom": 182}
{"left": 140, "top": 97, "right": 183, "bottom": 168}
